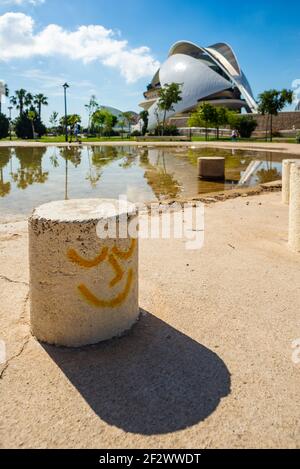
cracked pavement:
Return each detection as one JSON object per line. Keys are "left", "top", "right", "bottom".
{"left": 0, "top": 194, "right": 300, "bottom": 448}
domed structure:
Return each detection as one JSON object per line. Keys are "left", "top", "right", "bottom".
{"left": 139, "top": 41, "right": 258, "bottom": 130}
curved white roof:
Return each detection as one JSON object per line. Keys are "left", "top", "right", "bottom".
{"left": 144, "top": 40, "right": 258, "bottom": 130}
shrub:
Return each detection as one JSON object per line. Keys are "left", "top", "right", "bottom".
{"left": 15, "top": 113, "right": 46, "bottom": 139}
{"left": 154, "top": 124, "right": 179, "bottom": 136}
{"left": 296, "top": 132, "right": 300, "bottom": 144}
{"left": 0, "top": 113, "right": 9, "bottom": 139}
{"left": 131, "top": 130, "right": 142, "bottom": 137}
{"left": 101, "top": 129, "right": 120, "bottom": 137}
{"left": 228, "top": 114, "right": 257, "bottom": 138}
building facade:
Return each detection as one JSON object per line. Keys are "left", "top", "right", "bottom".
{"left": 140, "top": 41, "right": 258, "bottom": 130}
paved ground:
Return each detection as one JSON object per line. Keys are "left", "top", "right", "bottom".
{"left": 1, "top": 139, "right": 300, "bottom": 156}
{"left": 0, "top": 190, "right": 299, "bottom": 448}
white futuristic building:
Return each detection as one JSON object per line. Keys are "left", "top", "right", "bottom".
{"left": 140, "top": 41, "right": 258, "bottom": 130}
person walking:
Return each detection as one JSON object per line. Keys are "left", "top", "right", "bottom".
{"left": 74, "top": 122, "right": 81, "bottom": 144}
{"left": 231, "top": 129, "right": 238, "bottom": 142}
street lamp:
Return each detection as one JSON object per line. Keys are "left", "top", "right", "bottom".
{"left": 8, "top": 106, "right": 12, "bottom": 141}
{"left": 63, "top": 83, "right": 70, "bottom": 142}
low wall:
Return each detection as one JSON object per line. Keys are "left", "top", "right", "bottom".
{"left": 252, "top": 112, "right": 300, "bottom": 132}
{"left": 136, "top": 136, "right": 190, "bottom": 142}
{"left": 169, "top": 111, "right": 300, "bottom": 136}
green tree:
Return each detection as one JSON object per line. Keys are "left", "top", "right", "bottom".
{"left": 213, "top": 107, "right": 228, "bottom": 140}
{"left": 157, "top": 83, "right": 182, "bottom": 136}
{"left": 123, "top": 112, "right": 136, "bottom": 137}
{"left": 227, "top": 112, "right": 258, "bottom": 138}
{"left": 0, "top": 113, "right": 9, "bottom": 139}
{"left": 10, "top": 89, "right": 33, "bottom": 116}
{"left": 258, "top": 89, "right": 293, "bottom": 141}
{"left": 118, "top": 118, "right": 126, "bottom": 139}
{"left": 188, "top": 103, "right": 217, "bottom": 141}
{"left": 92, "top": 109, "right": 107, "bottom": 137}
{"left": 140, "top": 110, "right": 149, "bottom": 136}
{"left": 49, "top": 111, "right": 59, "bottom": 135}
{"left": 67, "top": 114, "right": 81, "bottom": 142}
{"left": 28, "top": 110, "right": 37, "bottom": 139}
{"left": 85, "top": 95, "right": 98, "bottom": 134}
{"left": 59, "top": 114, "right": 81, "bottom": 129}
{"left": 33, "top": 94, "right": 48, "bottom": 120}
{"left": 15, "top": 110, "right": 46, "bottom": 139}
{"left": 103, "top": 111, "right": 117, "bottom": 137}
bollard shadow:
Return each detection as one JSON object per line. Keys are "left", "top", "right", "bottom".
{"left": 42, "top": 310, "right": 231, "bottom": 435}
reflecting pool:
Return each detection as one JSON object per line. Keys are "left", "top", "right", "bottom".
{"left": 0, "top": 145, "right": 298, "bottom": 217}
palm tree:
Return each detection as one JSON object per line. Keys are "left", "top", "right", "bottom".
{"left": 49, "top": 111, "right": 59, "bottom": 135}
{"left": 28, "top": 110, "right": 37, "bottom": 139}
{"left": 118, "top": 119, "right": 126, "bottom": 139}
{"left": 10, "top": 89, "right": 33, "bottom": 116}
{"left": 85, "top": 95, "right": 98, "bottom": 134}
{"left": 123, "top": 112, "right": 136, "bottom": 137}
{"left": 0, "top": 83, "right": 9, "bottom": 114}
{"left": 157, "top": 82, "right": 182, "bottom": 136}
{"left": 34, "top": 93, "right": 48, "bottom": 120}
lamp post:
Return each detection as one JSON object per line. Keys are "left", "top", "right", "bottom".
{"left": 8, "top": 106, "right": 12, "bottom": 141}
{"left": 63, "top": 83, "right": 69, "bottom": 142}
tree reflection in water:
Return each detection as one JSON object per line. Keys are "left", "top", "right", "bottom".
{"left": 139, "top": 148, "right": 181, "bottom": 200}
{"left": 85, "top": 146, "right": 121, "bottom": 188}
{"left": 256, "top": 154, "right": 281, "bottom": 184}
{"left": 11, "top": 147, "right": 48, "bottom": 190}
{"left": 118, "top": 147, "right": 137, "bottom": 169}
{"left": 0, "top": 148, "right": 11, "bottom": 197}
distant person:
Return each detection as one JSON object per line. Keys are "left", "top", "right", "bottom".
{"left": 231, "top": 129, "right": 238, "bottom": 142}
{"left": 74, "top": 123, "right": 81, "bottom": 143}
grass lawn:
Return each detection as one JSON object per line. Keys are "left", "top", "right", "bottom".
{"left": 1, "top": 135, "right": 137, "bottom": 143}
{"left": 1, "top": 135, "right": 298, "bottom": 144}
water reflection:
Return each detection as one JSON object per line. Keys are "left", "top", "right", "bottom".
{"left": 140, "top": 149, "right": 181, "bottom": 199}
{"left": 0, "top": 148, "right": 11, "bottom": 197}
{"left": 11, "top": 147, "right": 48, "bottom": 190}
{"left": 239, "top": 153, "right": 282, "bottom": 186}
{"left": 0, "top": 145, "right": 299, "bottom": 216}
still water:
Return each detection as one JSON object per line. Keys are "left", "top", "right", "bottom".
{"left": 0, "top": 145, "right": 297, "bottom": 216}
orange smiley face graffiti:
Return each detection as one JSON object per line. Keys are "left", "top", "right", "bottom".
{"left": 67, "top": 239, "right": 136, "bottom": 308}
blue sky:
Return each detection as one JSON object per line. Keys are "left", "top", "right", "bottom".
{"left": 0, "top": 0, "right": 299, "bottom": 124}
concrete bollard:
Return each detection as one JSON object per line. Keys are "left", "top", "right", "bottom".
{"left": 29, "top": 199, "right": 139, "bottom": 347}
{"left": 282, "top": 159, "right": 299, "bottom": 204}
{"left": 289, "top": 163, "right": 300, "bottom": 252}
{"left": 198, "top": 157, "right": 225, "bottom": 180}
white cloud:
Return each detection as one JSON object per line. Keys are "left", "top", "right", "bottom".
{"left": 19, "top": 68, "right": 96, "bottom": 97}
{"left": 0, "top": 12, "right": 160, "bottom": 83}
{"left": 0, "top": 1, "right": 44, "bottom": 6}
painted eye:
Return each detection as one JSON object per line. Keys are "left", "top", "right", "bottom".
{"left": 67, "top": 239, "right": 137, "bottom": 308}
